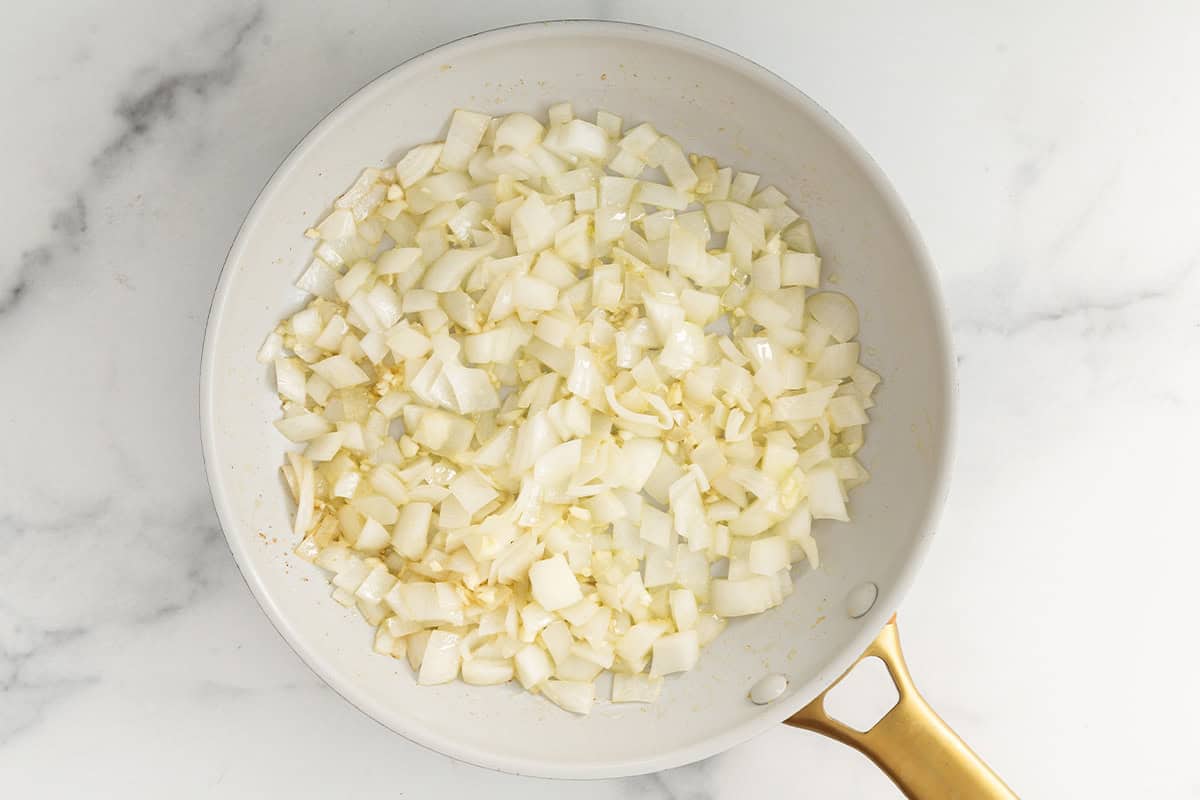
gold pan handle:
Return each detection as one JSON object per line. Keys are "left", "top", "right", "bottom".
{"left": 785, "top": 617, "right": 1017, "bottom": 799}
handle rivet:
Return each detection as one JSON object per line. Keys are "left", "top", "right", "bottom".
{"left": 749, "top": 673, "right": 789, "bottom": 704}
{"left": 847, "top": 582, "right": 878, "bottom": 619}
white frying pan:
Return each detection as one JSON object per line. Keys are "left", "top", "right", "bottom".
{"left": 200, "top": 21, "right": 1013, "bottom": 797}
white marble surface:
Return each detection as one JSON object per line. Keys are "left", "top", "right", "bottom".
{"left": 3, "top": 1, "right": 1198, "bottom": 796}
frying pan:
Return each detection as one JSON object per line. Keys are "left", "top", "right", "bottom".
{"left": 200, "top": 20, "right": 1013, "bottom": 797}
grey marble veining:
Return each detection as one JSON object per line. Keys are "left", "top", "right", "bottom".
{"left": 2, "top": 1, "right": 1198, "bottom": 797}
{"left": 0, "top": 6, "right": 265, "bottom": 324}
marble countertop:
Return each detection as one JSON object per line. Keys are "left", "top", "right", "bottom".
{"left": 3, "top": 1, "right": 1197, "bottom": 796}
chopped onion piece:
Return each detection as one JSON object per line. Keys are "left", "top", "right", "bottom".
{"left": 807, "top": 292, "right": 859, "bottom": 344}
{"left": 495, "top": 113, "right": 544, "bottom": 152}
{"left": 395, "top": 143, "right": 443, "bottom": 188}
{"left": 612, "top": 673, "right": 664, "bottom": 703}
{"left": 418, "top": 630, "right": 462, "bottom": 685}
{"left": 616, "top": 621, "right": 669, "bottom": 665}
{"left": 274, "top": 413, "right": 332, "bottom": 443}
{"left": 712, "top": 576, "right": 776, "bottom": 617}
{"left": 749, "top": 535, "right": 791, "bottom": 576}
{"left": 439, "top": 109, "right": 491, "bottom": 171}
{"left": 669, "top": 588, "right": 699, "bottom": 631}
{"left": 781, "top": 252, "right": 821, "bottom": 287}
{"left": 391, "top": 502, "right": 432, "bottom": 559}
{"left": 515, "top": 644, "right": 554, "bottom": 689}
{"left": 540, "top": 678, "right": 595, "bottom": 715}
{"left": 807, "top": 465, "right": 849, "bottom": 521}
{"left": 529, "top": 554, "right": 583, "bottom": 611}
{"left": 423, "top": 245, "right": 491, "bottom": 292}
{"left": 311, "top": 355, "right": 369, "bottom": 389}
{"left": 462, "top": 658, "right": 514, "bottom": 685}
{"left": 556, "top": 120, "right": 608, "bottom": 160}
{"left": 650, "top": 630, "right": 700, "bottom": 676}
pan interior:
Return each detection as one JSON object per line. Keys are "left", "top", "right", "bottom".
{"left": 201, "top": 21, "right": 952, "bottom": 778}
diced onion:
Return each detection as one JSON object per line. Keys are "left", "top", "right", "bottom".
{"left": 807, "top": 292, "right": 860, "bottom": 343}
{"left": 611, "top": 672, "right": 663, "bottom": 703}
{"left": 711, "top": 577, "right": 775, "bottom": 617}
{"left": 270, "top": 104, "right": 877, "bottom": 715}
{"left": 463, "top": 658, "right": 515, "bottom": 685}
{"left": 540, "top": 678, "right": 595, "bottom": 715}
{"left": 529, "top": 554, "right": 583, "bottom": 611}
{"left": 418, "top": 630, "right": 462, "bottom": 685}
{"left": 650, "top": 630, "right": 699, "bottom": 676}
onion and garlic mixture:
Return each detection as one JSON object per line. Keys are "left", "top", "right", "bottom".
{"left": 260, "top": 103, "right": 879, "bottom": 714}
